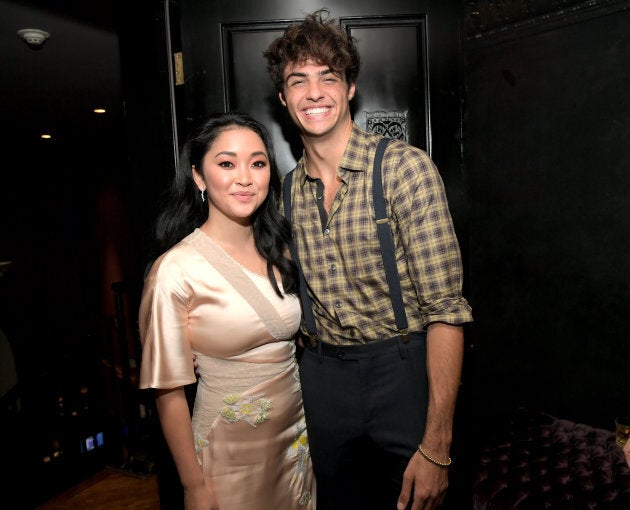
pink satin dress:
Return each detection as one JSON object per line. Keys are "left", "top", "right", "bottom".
{"left": 139, "top": 228, "right": 315, "bottom": 509}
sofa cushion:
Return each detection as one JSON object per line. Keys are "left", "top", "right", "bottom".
{"left": 473, "top": 408, "right": 630, "bottom": 509}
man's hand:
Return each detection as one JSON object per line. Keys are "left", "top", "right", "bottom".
{"left": 396, "top": 450, "right": 449, "bottom": 510}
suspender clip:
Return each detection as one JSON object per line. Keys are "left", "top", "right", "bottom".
{"left": 400, "top": 328, "right": 410, "bottom": 344}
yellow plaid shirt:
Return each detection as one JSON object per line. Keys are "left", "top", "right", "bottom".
{"left": 283, "top": 124, "right": 472, "bottom": 345}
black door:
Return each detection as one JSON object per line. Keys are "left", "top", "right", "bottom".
{"left": 170, "top": 0, "right": 464, "bottom": 187}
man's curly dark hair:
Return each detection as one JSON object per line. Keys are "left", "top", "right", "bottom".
{"left": 263, "top": 8, "right": 360, "bottom": 92}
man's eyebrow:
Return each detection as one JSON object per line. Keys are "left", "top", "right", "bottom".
{"left": 285, "top": 68, "right": 335, "bottom": 80}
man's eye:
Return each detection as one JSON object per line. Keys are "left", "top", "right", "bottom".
{"left": 289, "top": 79, "right": 304, "bottom": 87}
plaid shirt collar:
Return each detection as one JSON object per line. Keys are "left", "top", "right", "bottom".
{"left": 294, "top": 123, "right": 371, "bottom": 186}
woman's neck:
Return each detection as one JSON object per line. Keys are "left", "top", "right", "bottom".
{"left": 201, "top": 219, "right": 254, "bottom": 249}
{"left": 199, "top": 218, "right": 269, "bottom": 276}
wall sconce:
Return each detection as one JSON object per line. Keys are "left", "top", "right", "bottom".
{"left": 17, "top": 28, "right": 51, "bottom": 50}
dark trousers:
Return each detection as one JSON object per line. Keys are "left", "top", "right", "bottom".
{"left": 299, "top": 333, "right": 428, "bottom": 510}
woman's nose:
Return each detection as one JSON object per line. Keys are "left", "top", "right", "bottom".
{"left": 236, "top": 164, "right": 253, "bottom": 186}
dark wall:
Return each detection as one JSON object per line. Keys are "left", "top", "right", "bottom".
{"left": 0, "top": 1, "right": 177, "bottom": 506}
{"left": 465, "top": 6, "right": 630, "bottom": 429}
{"left": 118, "top": 1, "right": 177, "bottom": 271}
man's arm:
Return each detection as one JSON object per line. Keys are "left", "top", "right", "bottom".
{"left": 422, "top": 322, "right": 464, "bottom": 460}
{"left": 397, "top": 322, "right": 464, "bottom": 510}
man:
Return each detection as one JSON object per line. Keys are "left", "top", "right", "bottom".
{"left": 264, "top": 9, "right": 473, "bottom": 510}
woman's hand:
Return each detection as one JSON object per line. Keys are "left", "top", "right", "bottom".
{"left": 183, "top": 476, "right": 219, "bottom": 510}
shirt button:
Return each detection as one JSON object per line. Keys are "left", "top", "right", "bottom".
{"left": 335, "top": 301, "right": 342, "bottom": 308}
{"left": 331, "top": 264, "right": 336, "bottom": 273}
{"left": 324, "top": 228, "right": 330, "bottom": 235}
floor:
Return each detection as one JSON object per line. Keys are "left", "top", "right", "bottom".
{"left": 35, "top": 466, "right": 160, "bottom": 510}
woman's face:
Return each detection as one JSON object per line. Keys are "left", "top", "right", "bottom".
{"left": 194, "top": 126, "right": 271, "bottom": 225}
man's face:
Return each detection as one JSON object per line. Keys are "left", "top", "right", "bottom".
{"left": 279, "top": 59, "right": 355, "bottom": 139}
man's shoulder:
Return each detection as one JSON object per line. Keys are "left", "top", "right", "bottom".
{"left": 381, "top": 137, "right": 433, "bottom": 172}
{"left": 285, "top": 157, "right": 306, "bottom": 180}
{"left": 350, "top": 123, "right": 381, "bottom": 148}
{"left": 351, "top": 123, "right": 429, "bottom": 159}
{"left": 280, "top": 159, "right": 306, "bottom": 197}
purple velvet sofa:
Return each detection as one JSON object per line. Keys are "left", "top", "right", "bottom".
{"left": 473, "top": 408, "right": 630, "bottom": 509}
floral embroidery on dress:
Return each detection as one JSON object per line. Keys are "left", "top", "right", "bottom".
{"left": 288, "top": 416, "right": 312, "bottom": 505}
{"left": 194, "top": 434, "right": 209, "bottom": 462}
{"left": 292, "top": 357, "right": 302, "bottom": 393}
{"left": 219, "top": 393, "right": 272, "bottom": 427}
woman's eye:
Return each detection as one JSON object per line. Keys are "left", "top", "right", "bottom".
{"left": 252, "top": 160, "right": 267, "bottom": 168}
{"left": 218, "top": 161, "right": 233, "bottom": 168}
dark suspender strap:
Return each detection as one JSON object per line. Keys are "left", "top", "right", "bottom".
{"left": 373, "top": 137, "right": 410, "bottom": 343}
{"left": 284, "top": 138, "right": 410, "bottom": 346}
{"left": 283, "top": 172, "right": 318, "bottom": 346}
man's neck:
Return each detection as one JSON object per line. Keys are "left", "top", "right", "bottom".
{"left": 301, "top": 118, "right": 353, "bottom": 181}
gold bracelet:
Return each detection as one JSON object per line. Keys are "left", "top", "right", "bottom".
{"left": 417, "top": 444, "right": 452, "bottom": 468}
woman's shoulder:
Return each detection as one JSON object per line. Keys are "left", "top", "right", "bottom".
{"left": 146, "top": 234, "right": 202, "bottom": 280}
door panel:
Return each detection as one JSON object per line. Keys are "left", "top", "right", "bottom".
{"left": 174, "top": 0, "right": 463, "bottom": 179}
{"left": 221, "top": 22, "right": 301, "bottom": 173}
{"left": 343, "top": 17, "right": 427, "bottom": 151}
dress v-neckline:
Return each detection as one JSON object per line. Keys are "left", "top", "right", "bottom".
{"left": 198, "top": 228, "right": 268, "bottom": 279}
{"left": 187, "top": 229, "right": 291, "bottom": 341}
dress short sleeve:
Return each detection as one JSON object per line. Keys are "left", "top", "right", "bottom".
{"left": 138, "top": 251, "right": 197, "bottom": 390}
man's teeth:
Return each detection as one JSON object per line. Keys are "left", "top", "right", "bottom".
{"left": 305, "top": 107, "right": 328, "bottom": 115}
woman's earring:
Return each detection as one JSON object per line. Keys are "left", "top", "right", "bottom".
{"left": 200, "top": 189, "right": 206, "bottom": 203}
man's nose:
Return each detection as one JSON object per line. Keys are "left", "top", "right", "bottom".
{"left": 306, "top": 80, "right": 324, "bottom": 100}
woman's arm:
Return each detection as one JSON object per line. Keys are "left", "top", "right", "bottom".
{"left": 155, "top": 387, "right": 217, "bottom": 509}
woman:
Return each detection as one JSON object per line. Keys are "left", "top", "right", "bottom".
{"left": 139, "top": 112, "right": 315, "bottom": 509}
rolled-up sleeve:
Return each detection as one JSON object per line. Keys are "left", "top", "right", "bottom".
{"left": 390, "top": 146, "right": 473, "bottom": 326}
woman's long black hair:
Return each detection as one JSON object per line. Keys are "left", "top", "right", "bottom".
{"left": 153, "top": 112, "right": 297, "bottom": 297}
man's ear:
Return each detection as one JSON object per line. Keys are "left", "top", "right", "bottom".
{"left": 279, "top": 90, "right": 287, "bottom": 107}
{"left": 348, "top": 82, "right": 356, "bottom": 101}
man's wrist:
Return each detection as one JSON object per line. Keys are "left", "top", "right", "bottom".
{"left": 417, "top": 443, "right": 451, "bottom": 468}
